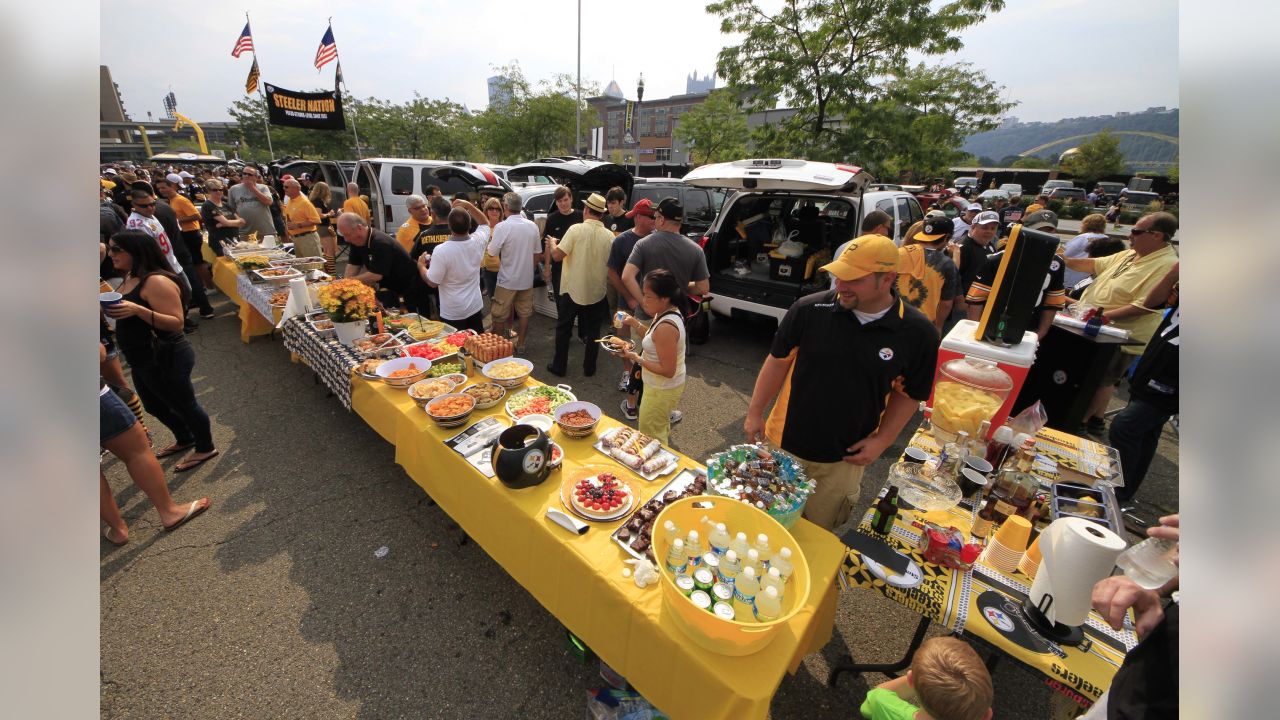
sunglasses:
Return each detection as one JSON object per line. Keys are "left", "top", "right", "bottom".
{"left": 107, "top": 245, "right": 124, "bottom": 254}
{"left": 133, "top": 202, "right": 156, "bottom": 208}
{"left": 1130, "top": 228, "right": 1159, "bottom": 237}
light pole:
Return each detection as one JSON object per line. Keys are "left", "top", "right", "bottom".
{"left": 635, "top": 74, "right": 645, "bottom": 178}
{"left": 574, "top": 0, "right": 581, "bottom": 156}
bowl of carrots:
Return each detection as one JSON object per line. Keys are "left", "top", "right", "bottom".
{"left": 374, "top": 356, "right": 432, "bottom": 388}
{"left": 425, "top": 393, "right": 477, "bottom": 428}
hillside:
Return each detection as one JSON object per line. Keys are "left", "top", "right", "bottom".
{"left": 962, "top": 108, "right": 1179, "bottom": 169}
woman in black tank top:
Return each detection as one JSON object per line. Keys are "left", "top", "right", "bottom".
{"left": 105, "top": 230, "right": 220, "bottom": 471}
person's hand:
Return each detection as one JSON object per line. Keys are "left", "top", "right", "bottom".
{"left": 1092, "top": 575, "right": 1164, "bottom": 637}
{"left": 418, "top": 253, "right": 430, "bottom": 267}
{"left": 1148, "top": 514, "right": 1180, "bottom": 566}
{"left": 844, "top": 433, "right": 892, "bottom": 465}
{"left": 622, "top": 314, "right": 641, "bottom": 330}
{"left": 621, "top": 349, "right": 641, "bottom": 364}
{"left": 744, "top": 412, "right": 766, "bottom": 444}
{"left": 104, "top": 300, "right": 145, "bottom": 319}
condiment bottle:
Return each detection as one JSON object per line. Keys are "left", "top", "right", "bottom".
{"left": 985, "top": 424, "right": 1015, "bottom": 469}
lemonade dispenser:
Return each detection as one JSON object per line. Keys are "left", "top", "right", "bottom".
{"left": 928, "top": 320, "right": 1037, "bottom": 439}
{"left": 931, "top": 357, "right": 1014, "bottom": 441}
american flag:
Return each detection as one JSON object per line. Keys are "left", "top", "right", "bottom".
{"left": 314, "top": 27, "right": 338, "bottom": 70}
{"left": 231, "top": 22, "right": 254, "bottom": 58}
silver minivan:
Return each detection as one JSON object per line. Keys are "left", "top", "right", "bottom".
{"left": 683, "top": 159, "right": 922, "bottom": 323}
{"left": 355, "top": 158, "right": 511, "bottom": 233}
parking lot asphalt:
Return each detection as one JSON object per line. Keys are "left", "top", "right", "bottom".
{"left": 101, "top": 290, "right": 1177, "bottom": 719}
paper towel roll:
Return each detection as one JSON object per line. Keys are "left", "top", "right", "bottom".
{"left": 276, "top": 277, "right": 314, "bottom": 328}
{"left": 1029, "top": 517, "right": 1125, "bottom": 626}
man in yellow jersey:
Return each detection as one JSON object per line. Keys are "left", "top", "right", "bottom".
{"left": 341, "top": 181, "right": 370, "bottom": 222}
{"left": 282, "top": 178, "right": 322, "bottom": 258}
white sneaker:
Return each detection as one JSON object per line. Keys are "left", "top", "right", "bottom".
{"left": 617, "top": 370, "right": 630, "bottom": 392}
{"left": 669, "top": 410, "right": 683, "bottom": 424}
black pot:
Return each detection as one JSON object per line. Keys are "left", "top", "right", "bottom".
{"left": 493, "top": 424, "right": 552, "bottom": 489}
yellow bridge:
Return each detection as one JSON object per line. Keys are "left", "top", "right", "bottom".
{"left": 1019, "top": 131, "right": 1179, "bottom": 157}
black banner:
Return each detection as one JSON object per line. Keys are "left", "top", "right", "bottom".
{"left": 263, "top": 83, "right": 345, "bottom": 130}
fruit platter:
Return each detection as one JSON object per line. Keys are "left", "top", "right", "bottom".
{"left": 594, "top": 427, "right": 680, "bottom": 481}
{"left": 561, "top": 465, "right": 635, "bottom": 522}
{"left": 403, "top": 332, "right": 471, "bottom": 363}
{"left": 505, "top": 385, "right": 575, "bottom": 420}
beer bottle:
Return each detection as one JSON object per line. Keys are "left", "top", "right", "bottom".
{"left": 870, "top": 486, "right": 900, "bottom": 535}
{"left": 971, "top": 496, "right": 1000, "bottom": 539}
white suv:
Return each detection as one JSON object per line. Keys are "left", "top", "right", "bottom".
{"left": 683, "top": 159, "right": 923, "bottom": 323}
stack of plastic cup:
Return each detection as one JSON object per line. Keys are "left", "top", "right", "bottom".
{"left": 1018, "top": 534, "right": 1043, "bottom": 579}
{"left": 981, "top": 515, "right": 1032, "bottom": 575}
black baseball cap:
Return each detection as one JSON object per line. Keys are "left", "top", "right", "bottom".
{"left": 654, "top": 197, "right": 683, "bottom": 221}
{"left": 917, "top": 216, "right": 954, "bottom": 242}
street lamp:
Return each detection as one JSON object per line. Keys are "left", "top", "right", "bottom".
{"left": 635, "top": 74, "right": 645, "bottom": 178}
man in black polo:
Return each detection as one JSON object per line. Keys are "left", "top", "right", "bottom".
{"left": 744, "top": 235, "right": 940, "bottom": 531}
{"left": 337, "top": 212, "right": 429, "bottom": 314}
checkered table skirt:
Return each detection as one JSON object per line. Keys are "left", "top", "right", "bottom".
{"left": 281, "top": 316, "right": 362, "bottom": 409}
{"left": 235, "top": 273, "right": 279, "bottom": 324}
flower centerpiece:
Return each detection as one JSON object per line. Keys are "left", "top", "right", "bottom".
{"left": 316, "top": 279, "right": 378, "bottom": 345}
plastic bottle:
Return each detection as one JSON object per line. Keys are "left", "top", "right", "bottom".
{"left": 665, "top": 538, "right": 687, "bottom": 575}
{"left": 685, "top": 530, "right": 705, "bottom": 568}
{"left": 771, "top": 547, "right": 795, "bottom": 584}
{"left": 753, "top": 585, "right": 781, "bottom": 623}
{"left": 729, "top": 531, "right": 751, "bottom": 559}
{"left": 753, "top": 533, "right": 772, "bottom": 570}
{"left": 760, "top": 566, "right": 785, "bottom": 600}
{"left": 719, "top": 549, "right": 742, "bottom": 586}
{"left": 662, "top": 520, "right": 680, "bottom": 550}
{"left": 732, "top": 566, "right": 760, "bottom": 622}
{"left": 745, "top": 548, "right": 762, "bottom": 576}
{"left": 708, "top": 522, "right": 731, "bottom": 556}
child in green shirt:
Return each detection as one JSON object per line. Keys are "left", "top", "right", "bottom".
{"left": 860, "top": 637, "right": 993, "bottom": 720}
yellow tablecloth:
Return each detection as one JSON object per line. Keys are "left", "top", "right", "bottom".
{"left": 212, "top": 257, "right": 277, "bottom": 343}
{"left": 351, "top": 376, "right": 845, "bottom": 720}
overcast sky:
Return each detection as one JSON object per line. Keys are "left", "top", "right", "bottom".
{"left": 102, "top": 0, "right": 1177, "bottom": 125}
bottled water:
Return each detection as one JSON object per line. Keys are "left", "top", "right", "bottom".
{"left": 708, "top": 522, "right": 731, "bottom": 556}
{"left": 760, "top": 566, "right": 785, "bottom": 600}
{"left": 719, "top": 550, "right": 742, "bottom": 587}
{"left": 665, "top": 539, "right": 687, "bottom": 574}
{"left": 754, "top": 585, "right": 781, "bottom": 623}
{"left": 771, "top": 547, "right": 795, "bottom": 584}
{"left": 685, "top": 530, "right": 705, "bottom": 568}
{"left": 732, "top": 566, "right": 760, "bottom": 622}
{"left": 728, "top": 532, "right": 751, "bottom": 559}
{"left": 753, "top": 533, "right": 772, "bottom": 570}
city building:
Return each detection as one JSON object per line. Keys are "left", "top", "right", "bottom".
{"left": 487, "top": 75, "right": 513, "bottom": 109}
{"left": 686, "top": 71, "right": 715, "bottom": 95}
{"left": 587, "top": 89, "right": 709, "bottom": 176}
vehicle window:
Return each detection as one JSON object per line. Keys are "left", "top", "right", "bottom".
{"left": 631, "top": 186, "right": 679, "bottom": 206}
{"left": 421, "top": 169, "right": 474, "bottom": 199}
{"left": 875, "top": 198, "right": 896, "bottom": 228}
{"left": 897, "top": 197, "right": 920, "bottom": 238}
{"left": 683, "top": 189, "right": 713, "bottom": 224}
{"left": 390, "top": 166, "right": 413, "bottom": 196}
{"left": 523, "top": 192, "right": 554, "bottom": 214}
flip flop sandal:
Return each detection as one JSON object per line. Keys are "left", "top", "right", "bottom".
{"left": 155, "top": 442, "right": 195, "bottom": 459}
{"left": 163, "top": 498, "right": 210, "bottom": 532}
{"left": 103, "top": 526, "right": 128, "bottom": 546}
{"left": 174, "top": 449, "right": 220, "bottom": 473}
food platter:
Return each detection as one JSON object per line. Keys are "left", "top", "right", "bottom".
{"left": 593, "top": 426, "right": 680, "bottom": 481}
{"left": 611, "top": 468, "right": 708, "bottom": 562}
{"left": 504, "top": 385, "right": 575, "bottom": 420}
{"left": 598, "top": 335, "right": 633, "bottom": 357}
{"left": 560, "top": 465, "right": 636, "bottom": 523}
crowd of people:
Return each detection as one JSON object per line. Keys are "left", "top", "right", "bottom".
{"left": 99, "top": 159, "right": 1178, "bottom": 716}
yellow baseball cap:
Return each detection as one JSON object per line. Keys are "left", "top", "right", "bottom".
{"left": 820, "top": 234, "right": 901, "bottom": 281}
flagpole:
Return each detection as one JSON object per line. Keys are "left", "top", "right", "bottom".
{"left": 327, "top": 18, "right": 363, "bottom": 160}
{"left": 247, "top": 12, "right": 275, "bottom": 160}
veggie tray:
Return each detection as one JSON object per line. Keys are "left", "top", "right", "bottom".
{"left": 504, "top": 385, "right": 576, "bottom": 420}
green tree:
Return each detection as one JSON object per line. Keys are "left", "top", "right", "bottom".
{"left": 833, "top": 62, "right": 1012, "bottom": 179}
{"left": 475, "top": 63, "right": 596, "bottom": 163}
{"left": 1166, "top": 164, "right": 1179, "bottom": 184}
{"left": 1061, "top": 129, "right": 1126, "bottom": 184}
{"left": 674, "top": 89, "right": 748, "bottom": 165}
{"left": 709, "top": 0, "right": 1006, "bottom": 159}
{"left": 1012, "top": 155, "right": 1052, "bottom": 169}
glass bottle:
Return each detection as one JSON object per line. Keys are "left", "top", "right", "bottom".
{"left": 871, "top": 486, "right": 900, "bottom": 534}
{"left": 988, "top": 438, "right": 1039, "bottom": 524}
